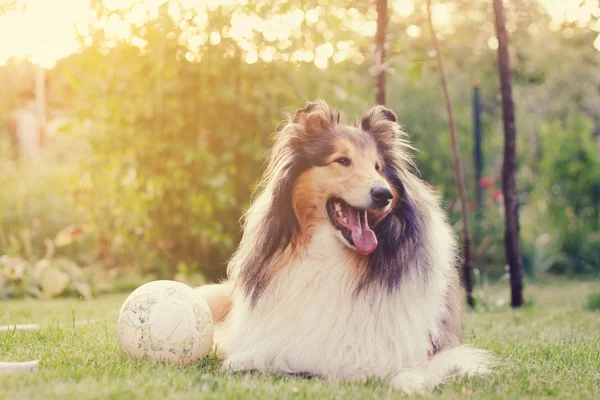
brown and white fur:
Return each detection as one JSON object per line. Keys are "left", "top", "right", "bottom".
{"left": 196, "top": 100, "right": 494, "bottom": 394}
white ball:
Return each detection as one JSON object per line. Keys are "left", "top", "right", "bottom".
{"left": 116, "top": 280, "right": 214, "bottom": 366}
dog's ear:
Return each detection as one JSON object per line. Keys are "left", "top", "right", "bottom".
{"left": 292, "top": 99, "right": 341, "bottom": 134}
{"left": 360, "top": 105, "right": 408, "bottom": 154}
{"left": 360, "top": 105, "right": 398, "bottom": 132}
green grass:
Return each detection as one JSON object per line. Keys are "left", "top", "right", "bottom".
{"left": 1, "top": 281, "right": 599, "bottom": 399}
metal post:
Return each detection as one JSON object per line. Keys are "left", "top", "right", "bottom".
{"left": 473, "top": 82, "right": 483, "bottom": 217}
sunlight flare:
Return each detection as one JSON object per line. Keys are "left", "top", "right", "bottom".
{"left": 0, "top": 0, "right": 598, "bottom": 68}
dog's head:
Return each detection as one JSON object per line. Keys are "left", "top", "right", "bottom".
{"left": 287, "top": 101, "right": 404, "bottom": 255}
{"left": 233, "top": 100, "right": 431, "bottom": 304}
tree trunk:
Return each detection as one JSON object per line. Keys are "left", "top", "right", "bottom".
{"left": 493, "top": 0, "right": 524, "bottom": 308}
{"left": 426, "top": 0, "right": 474, "bottom": 307}
{"left": 374, "top": 0, "right": 387, "bottom": 105}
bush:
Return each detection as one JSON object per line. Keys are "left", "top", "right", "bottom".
{"left": 49, "top": 4, "right": 377, "bottom": 282}
{"left": 548, "top": 221, "right": 600, "bottom": 275}
{"left": 0, "top": 136, "right": 97, "bottom": 299}
{"left": 0, "top": 133, "right": 93, "bottom": 261}
{"left": 534, "top": 116, "right": 600, "bottom": 275}
{"left": 586, "top": 292, "right": 600, "bottom": 311}
{"left": 0, "top": 254, "right": 93, "bottom": 300}
{"left": 3, "top": 0, "right": 599, "bottom": 293}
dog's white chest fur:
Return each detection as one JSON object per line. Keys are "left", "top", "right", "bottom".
{"left": 221, "top": 227, "right": 449, "bottom": 381}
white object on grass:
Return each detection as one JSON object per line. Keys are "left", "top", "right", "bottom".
{"left": 116, "top": 280, "right": 213, "bottom": 366}
{"left": 0, "top": 324, "right": 40, "bottom": 332}
{"left": 0, "top": 320, "right": 98, "bottom": 332}
{"left": 0, "top": 360, "right": 39, "bottom": 374}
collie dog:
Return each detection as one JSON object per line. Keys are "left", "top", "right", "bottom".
{"left": 197, "top": 100, "right": 494, "bottom": 394}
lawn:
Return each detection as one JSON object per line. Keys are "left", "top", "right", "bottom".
{"left": 1, "top": 281, "right": 599, "bottom": 399}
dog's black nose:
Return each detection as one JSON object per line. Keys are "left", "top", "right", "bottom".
{"left": 371, "top": 187, "right": 393, "bottom": 208}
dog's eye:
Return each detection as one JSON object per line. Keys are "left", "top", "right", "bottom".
{"left": 335, "top": 157, "right": 351, "bottom": 167}
{"left": 375, "top": 163, "right": 381, "bottom": 172}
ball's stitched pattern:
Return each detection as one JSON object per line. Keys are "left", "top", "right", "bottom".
{"left": 116, "top": 281, "right": 214, "bottom": 366}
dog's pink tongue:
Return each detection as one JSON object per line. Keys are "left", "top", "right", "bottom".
{"left": 345, "top": 206, "right": 377, "bottom": 255}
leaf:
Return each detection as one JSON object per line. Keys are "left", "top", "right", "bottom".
{"left": 39, "top": 267, "right": 71, "bottom": 298}
{"left": 72, "top": 282, "right": 93, "bottom": 300}
{"left": 52, "top": 258, "right": 83, "bottom": 279}
{"left": 25, "top": 284, "right": 42, "bottom": 299}
{"left": 54, "top": 225, "right": 88, "bottom": 247}
{"left": 54, "top": 227, "right": 76, "bottom": 247}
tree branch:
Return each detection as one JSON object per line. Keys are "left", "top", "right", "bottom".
{"left": 426, "top": 0, "right": 474, "bottom": 307}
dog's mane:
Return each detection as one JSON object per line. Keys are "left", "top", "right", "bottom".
{"left": 228, "top": 100, "right": 437, "bottom": 306}
{"left": 356, "top": 106, "right": 432, "bottom": 293}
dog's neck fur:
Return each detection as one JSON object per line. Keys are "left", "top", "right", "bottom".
{"left": 222, "top": 223, "right": 452, "bottom": 380}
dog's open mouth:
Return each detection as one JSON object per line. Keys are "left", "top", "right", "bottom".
{"left": 326, "top": 198, "right": 377, "bottom": 256}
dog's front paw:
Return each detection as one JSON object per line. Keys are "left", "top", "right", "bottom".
{"left": 390, "top": 369, "right": 432, "bottom": 396}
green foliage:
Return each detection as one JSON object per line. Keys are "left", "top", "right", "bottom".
{"left": 2, "top": 0, "right": 600, "bottom": 288}
{"left": 0, "top": 135, "right": 106, "bottom": 299}
{"left": 59, "top": 11, "right": 293, "bottom": 280}
{"left": 50, "top": 2, "right": 376, "bottom": 281}
{"left": 0, "top": 0, "right": 20, "bottom": 16}
{"left": 534, "top": 116, "right": 600, "bottom": 274}
{"left": 0, "top": 134, "right": 93, "bottom": 260}
{"left": 586, "top": 292, "right": 600, "bottom": 311}
{"left": 538, "top": 117, "right": 600, "bottom": 224}
{"left": 520, "top": 233, "right": 567, "bottom": 279}
{"left": 0, "top": 254, "right": 93, "bottom": 301}
{"left": 0, "top": 151, "right": 95, "bottom": 300}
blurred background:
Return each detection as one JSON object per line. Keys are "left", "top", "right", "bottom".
{"left": 1, "top": 0, "right": 599, "bottom": 301}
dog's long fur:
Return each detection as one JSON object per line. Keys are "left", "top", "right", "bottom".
{"left": 196, "top": 100, "right": 494, "bottom": 394}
